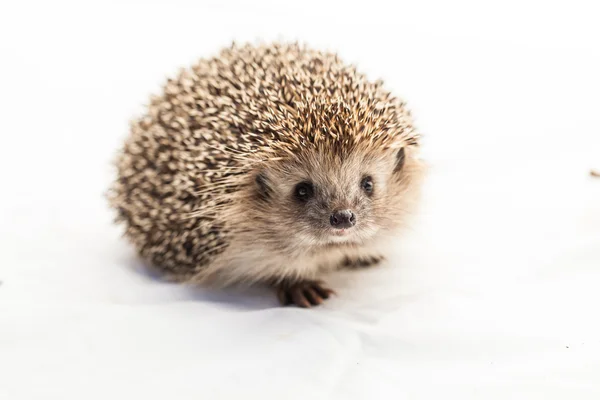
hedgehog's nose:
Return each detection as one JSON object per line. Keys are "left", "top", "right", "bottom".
{"left": 330, "top": 210, "right": 356, "bottom": 229}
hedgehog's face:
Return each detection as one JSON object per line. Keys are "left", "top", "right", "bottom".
{"left": 251, "top": 146, "right": 421, "bottom": 249}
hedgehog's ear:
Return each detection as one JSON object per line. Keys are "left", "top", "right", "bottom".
{"left": 255, "top": 172, "right": 271, "bottom": 201}
{"left": 394, "top": 147, "right": 406, "bottom": 172}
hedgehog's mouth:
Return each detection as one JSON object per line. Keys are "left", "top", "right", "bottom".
{"left": 325, "top": 228, "right": 354, "bottom": 244}
{"left": 333, "top": 229, "right": 349, "bottom": 236}
{"left": 319, "top": 223, "right": 380, "bottom": 246}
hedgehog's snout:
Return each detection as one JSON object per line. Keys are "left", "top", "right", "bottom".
{"left": 329, "top": 210, "right": 356, "bottom": 229}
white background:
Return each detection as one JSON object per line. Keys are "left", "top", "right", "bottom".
{"left": 1, "top": 1, "right": 599, "bottom": 399}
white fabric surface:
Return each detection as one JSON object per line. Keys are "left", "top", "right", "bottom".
{"left": 1, "top": 1, "right": 599, "bottom": 399}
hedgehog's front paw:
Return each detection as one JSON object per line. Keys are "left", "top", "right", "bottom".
{"left": 341, "top": 255, "right": 384, "bottom": 269}
{"left": 277, "top": 280, "right": 336, "bottom": 308}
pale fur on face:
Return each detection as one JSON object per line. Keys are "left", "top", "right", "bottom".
{"left": 200, "top": 144, "right": 424, "bottom": 286}
{"left": 257, "top": 150, "right": 394, "bottom": 247}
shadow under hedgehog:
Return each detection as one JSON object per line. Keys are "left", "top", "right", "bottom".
{"left": 109, "top": 42, "right": 425, "bottom": 307}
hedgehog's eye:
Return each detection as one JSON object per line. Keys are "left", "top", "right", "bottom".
{"left": 394, "top": 147, "right": 406, "bottom": 172}
{"left": 294, "top": 182, "right": 314, "bottom": 202}
{"left": 361, "top": 176, "right": 374, "bottom": 195}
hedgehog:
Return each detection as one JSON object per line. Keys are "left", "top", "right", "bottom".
{"left": 109, "top": 42, "right": 424, "bottom": 307}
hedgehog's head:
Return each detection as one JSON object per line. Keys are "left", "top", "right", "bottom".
{"left": 247, "top": 142, "right": 423, "bottom": 251}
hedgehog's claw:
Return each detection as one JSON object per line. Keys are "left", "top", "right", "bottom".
{"left": 277, "top": 280, "right": 336, "bottom": 307}
{"left": 342, "top": 254, "right": 384, "bottom": 269}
